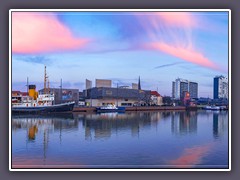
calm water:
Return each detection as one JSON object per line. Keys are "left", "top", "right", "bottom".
{"left": 11, "top": 110, "right": 229, "bottom": 169}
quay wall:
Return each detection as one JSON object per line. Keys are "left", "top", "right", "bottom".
{"left": 73, "top": 107, "right": 96, "bottom": 112}
{"left": 73, "top": 106, "right": 186, "bottom": 112}
{"left": 125, "top": 106, "right": 186, "bottom": 111}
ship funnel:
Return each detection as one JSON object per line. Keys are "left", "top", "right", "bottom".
{"left": 28, "top": 85, "right": 38, "bottom": 100}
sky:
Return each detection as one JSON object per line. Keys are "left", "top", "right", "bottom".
{"left": 11, "top": 11, "right": 229, "bottom": 98}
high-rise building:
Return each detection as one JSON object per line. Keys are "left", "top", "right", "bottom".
{"left": 172, "top": 78, "right": 198, "bottom": 100}
{"left": 213, "top": 75, "right": 228, "bottom": 99}
{"left": 189, "top": 82, "right": 198, "bottom": 99}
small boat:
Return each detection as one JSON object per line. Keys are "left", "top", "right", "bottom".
{"left": 96, "top": 104, "right": 125, "bottom": 113}
{"left": 202, "top": 106, "right": 220, "bottom": 110}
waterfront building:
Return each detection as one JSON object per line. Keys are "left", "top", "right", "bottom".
{"left": 172, "top": 78, "right": 198, "bottom": 100}
{"left": 213, "top": 75, "right": 228, "bottom": 99}
{"left": 39, "top": 88, "right": 79, "bottom": 105}
{"left": 182, "top": 91, "right": 190, "bottom": 106}
{"left": 189, "top": 82, "right": 198, "bottom": 99}
{"left": 12, "top": 91, "right": 28, "bottom": 96}
{"left": 83, "top": 87, "right": 151, "bottom": 107}
{"left": 150, "top": 91, "right": 163, "bottom": 106}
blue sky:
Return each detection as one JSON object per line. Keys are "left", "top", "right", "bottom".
{"left": 12, "top": 11, "right": 229, "bottom": 98}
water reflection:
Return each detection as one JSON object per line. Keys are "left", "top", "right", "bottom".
{"left": 171, "top": 111, "right": 197, "bottom": 135}
{"left": 81, "top": 112, "right": 154, "bottom": 140}
{"left": 12, "top": 111, "right": 228, "bottom": 142}
{"left": 213, "top": 111, "right": 228, "bottom": 139}
{"left": 12, "top": 110, "right": 228, "bottom": 168}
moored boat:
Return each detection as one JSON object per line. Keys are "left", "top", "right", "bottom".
{"left": 12, "top": 101, "right": 75, "bottom": 113}
{"left": 12, "top": 92, "right": 75, "bottom": 114}
{"left": 12, "top": 66, "right": 75, "bottom": 114}
{"left": 202, "top": 106, "right": 220, "bottom": 110}
{"left": 96, "top": 104, "right": 125, "bottom": 113}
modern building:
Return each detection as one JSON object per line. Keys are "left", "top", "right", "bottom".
{"left": 213, "top": 75, "right": 228, "bottom": 99}
{"left": 83, "top": 87, "right": 151, "bottom": 107}
{"left": 189, "top": 82, "right": 198, "bottom": 99}
{"left": 172, "top": 78, "right": 198, "bottom": 100}
{"left": 96, "top": 79, "right": 112, "bottom": 88}
{"left": 39, "top": 88, "right": 79, "bottom": 105}
{"left": 86, "top": 79, "right": 92, "bottom": 90}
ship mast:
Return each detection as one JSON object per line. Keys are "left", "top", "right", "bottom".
{"left": 26, "top": 77, "right": 29, "bottom": 95}
{"left": 47, "top": 78, "right": 50, "bottom": 94}
{"left": 44, "top": 65, "right": 48, "bottom": 94}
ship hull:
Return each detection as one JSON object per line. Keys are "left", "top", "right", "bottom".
{"left": 96, "top": 106, "right": 125, "bottom": 113}
{"left": 12, "top": 102, "right": 75, "bottom": 114}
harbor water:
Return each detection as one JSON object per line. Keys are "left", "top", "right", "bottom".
{"left": 11, "top": 110, "right": 229, "bottom": 169}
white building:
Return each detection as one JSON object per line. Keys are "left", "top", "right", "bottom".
{"left": 172, "top": 78, "right": 198, "bottom": 100}
{"left": 150, "top": 91, "right": 163, "bottom": 106}
{"left": 213, "top": 75, "right": 228, "bottom": 99}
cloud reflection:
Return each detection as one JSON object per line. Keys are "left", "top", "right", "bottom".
{"left": 168, "top": 143, "right": 213, "bottom": 168}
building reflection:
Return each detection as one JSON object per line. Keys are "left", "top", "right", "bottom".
{"left": 12, "top": 113, "right": 78, "bottom": 163}
{"left": 12, "top": 110, "right": 228, "bottom": 144}
{"left": 171, "top": 111, "right": 198, "bottom": 135}
{"left": 212, "top": 111, "right": 228, "bottom": 139}
{"left": 12, "top": 110, "right": 229, "bottom": 167}
{"left": 12, "top": 111, "right": 182, "bottom": 142}
{"left": 79, "top": 112, "right": 164, "bottom": 140}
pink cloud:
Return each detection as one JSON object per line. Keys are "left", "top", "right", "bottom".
{"left": 12, "top": 12, "right": 89, "bottom": 54}
{"left": 155, "top": 12, "right": 197, "bottom": 28}
{"left": 146, "top": 42, "right": 221, "bottom": 70}
{"left": 134, "top": 12, "right": 226, "bottom": 72}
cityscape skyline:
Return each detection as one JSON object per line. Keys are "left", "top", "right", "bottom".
{"left": 11, "top": 10, "right": 229, "bottom": 98}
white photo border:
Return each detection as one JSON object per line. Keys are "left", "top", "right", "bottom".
{"left": 9, "top": 9, "right": 231, "bottom": 172}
